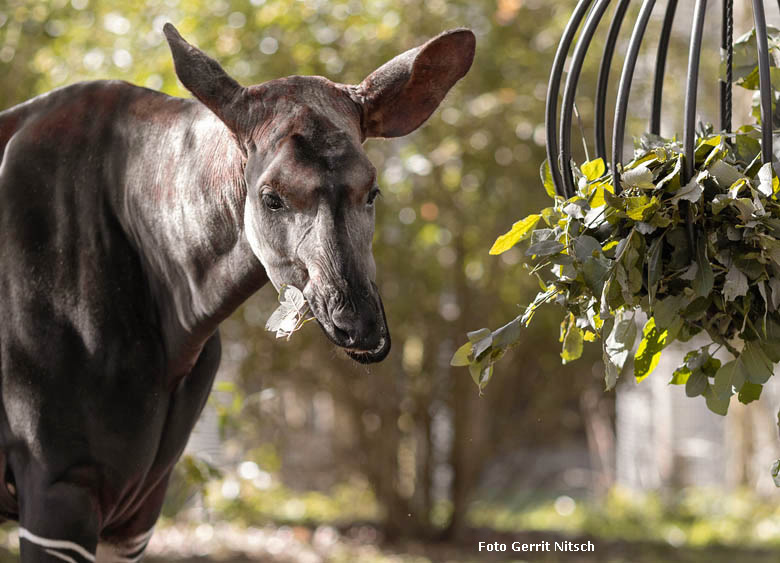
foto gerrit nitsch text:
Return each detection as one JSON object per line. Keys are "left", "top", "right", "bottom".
{"left": 478, "top": 540, "right": 595, "bottom": 553}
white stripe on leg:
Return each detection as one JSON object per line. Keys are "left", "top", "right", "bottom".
{"left": 44, "top": 548, "right": 80, "bottom": 563}
{"left": 18, "top": 527, "right": 96, "bottom": 562}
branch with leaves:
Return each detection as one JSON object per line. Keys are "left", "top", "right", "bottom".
{"left": 454, "top": 27, "right": 780, "bottom": 420}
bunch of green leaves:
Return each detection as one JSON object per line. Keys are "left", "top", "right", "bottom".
{"left": 455, "top": 26, "right": 780, "bottom": 417}
{"left": 454, "top": 124, "right": 780, "bottom": 414}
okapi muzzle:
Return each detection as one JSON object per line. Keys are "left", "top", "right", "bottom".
{"left": 299, "top": 207, "right": 391, "bottom": 363}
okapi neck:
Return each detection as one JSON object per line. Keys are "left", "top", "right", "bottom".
{"left": 117, "top": 92, "right": 268, "bottom": 375}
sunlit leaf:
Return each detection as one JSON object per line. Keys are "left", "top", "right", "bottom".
{"left": 489, "top": 214, "right": 541, "bottom": 255}
{"left": 634, "top": 317, "right": 668, "bottom": 382}
{"left": 561, "top": 314, "right": 583, "bottom": 364}
{"left": 450, "top": 341, "right": 473, "bottom": 367}
{"left": 580, "top": 158, "right": 606, "bottom": 182}
{"left": 540, "top": 159, "right": 557, "bottom": 199}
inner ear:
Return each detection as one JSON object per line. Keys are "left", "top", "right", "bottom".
{"left": 352, "top": 29, "right": 475, "bottom": 138}
{"left": 163, "top": 23, "right": 248, "bottom": 136}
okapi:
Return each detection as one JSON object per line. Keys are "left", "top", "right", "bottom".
{"left": 0, "top": 24, "right": 475, "bottom": 562}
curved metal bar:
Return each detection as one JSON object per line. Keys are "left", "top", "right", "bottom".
{"left": 752, "top": 0, "right": 773, "bottom": 165}
{"left": 594, "top": 0, "right": 630, "bottom": 163}
{"left": 683, "top": 0, "right": 708, "bottom": 185}
{"left": 611, "top": 0, "right": 657, "bottom": 193}
{"left": 720, "top": 0, "right": 733, "bottom": 133}
{"left": 650, "top": 0, "right": 679, "bottom": 135}
{"left": 681, "top": 0, "right": 708, "bottom": 251}
{"left": 559, "top": 0, "right": 613, "bottom": 197}
{"left": 544, "top": 0, "right": 593, "bottom": 197}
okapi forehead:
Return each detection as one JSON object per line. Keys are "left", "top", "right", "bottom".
{"left": 246, "top": 77, "right": 375, "bottom": 207}
{"left": 249, "top": 75, "right": 362, "bottom": 143}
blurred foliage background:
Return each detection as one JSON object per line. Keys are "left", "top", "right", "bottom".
{"left": 3, "top": 0, "right": 780, "bottom": 561}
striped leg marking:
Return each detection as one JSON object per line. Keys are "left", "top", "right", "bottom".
{"left": 96, "top": 528, "right": 154, "bottom": 563}
{"left": 18, "top": 527, "right": 96, "bottom": 562}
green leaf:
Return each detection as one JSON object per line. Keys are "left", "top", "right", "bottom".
{"left": 713, "top": 359, "right": 746, "bottom": 399}
{"left": 604, "top": 312, "right": 637, "bottom": 371}
{"left": 490, "top": 214, "right": 541, "bottom": 255}
{"left": 467, "top": 328, "right": 492, "bottom": 343}
{"left": 685, "top": 369, "right": 708, "bottom": 397}
{"left": 561, "top": 327, "right": 583, "bottom": 364}
{"left": 634, "top": 317, "right": 668, "bottom": 382}
{"left": 604, "top": 358, "right": 619, "bottom": 391}
{"left": 581, "top": 157, "right": 606, "bottom": 181}
{"left": 492, "top": 317, "right": 523, "bottom": 348}
{"left": 604, "top": 188, "right": 625, "bottom": 211}
{"left": 647, "top": 235, "right": 664, "bottom": 303}
{"left": 671, "top": 175, "right": 704, "bottom": 204}
{"left": 653, "top": 294, "right": 688, "bottom": 329}
{"left": 530, "top": 228, "right": 555, "bottom": 244}
{"left": 540, "top": 159, "right": 557, "bottom": 199}
{"left": 704, "top": 386, "right": 730, "bottom": 415}
{"left": 723, "top": 265, "right": 749, "bottom": 302}
{"left": 709, "top": 159, "right": 743, "bottom": 188}
{"left": 467, "top": 328, "right": 493, "bottom": 360}
{"left": 526, "top": 239, "right": 564, "bottom": 257}
{"left": 693, "top": 236, "right": 714, "bottom": 297}
{"left": 761, "top": 335, "right": 780, "bottom": 363}
{"left": 563, "top": 199, "right": 588, "bottom": 219}
{"left": 621, "top": 164, "right": 654, "bottom": 190}
{"left": 572, "top": 235, "right": 602, "bottom": 261}
{"left": 625, "top": 195, "right": 659, "bottom": 221}
{"left": 469, "top": 360, "right": 493, "bottom": 392}
{"left": 667, "top": 227, "right": 691, "bottom": 269}
{"left": 738, "top": 382, "right": 763, "bottom": 404}
{"left": 670, "top": 365, "right": 691, "bottom": 385}
{"left": 741, "top": 341, "right": 774, "bottom": 384}
{"left": 701, "top": 355, "right": 722, "bottom": 377}
{"left": 450, "top": 341, "right": 473, "bottom": 367}
{"left": 582, "top": 257, "right": 610, "bottom": 298}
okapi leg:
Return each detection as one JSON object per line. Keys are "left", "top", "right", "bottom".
{"left": 18, "top": 481, "right": 99, "bottom": 562}
{"left": 96, "top": 527, "right": 154, "bottom": 563}
{"left": 96, "top": 474, "right": 171, "bottom": 563}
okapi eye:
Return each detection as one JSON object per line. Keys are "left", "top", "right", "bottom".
{"left": 262, "top": 192, "right": 284, "bottom": 211}
{"left": 366, "top": 187, "right": 381, "bottom": 207}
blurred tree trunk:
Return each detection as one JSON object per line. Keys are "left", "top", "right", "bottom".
{"left": 580, "top": 385, "right": 615, "bottom": 495}
{"left": 444, "top": 233, "right": 486, "bottom": 540}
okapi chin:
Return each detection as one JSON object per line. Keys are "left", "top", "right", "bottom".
{"left": 0, "top": 23, "right": 474, "bottom": 561}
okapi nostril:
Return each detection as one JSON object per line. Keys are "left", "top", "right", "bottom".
{"left": 331, "top": 323, "right": 351, "bottom": 344}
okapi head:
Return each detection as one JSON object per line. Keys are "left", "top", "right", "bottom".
{"left": 163, "top": 24, "right": 475, "bottom": 363}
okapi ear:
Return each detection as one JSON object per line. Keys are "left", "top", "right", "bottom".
{"left": 352, "top": 29, "right": 475, "bottom": 138}
{"left": 163, "top": 23, "right": 246, "bottom": 134}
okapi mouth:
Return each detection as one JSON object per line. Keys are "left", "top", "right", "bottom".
{"left": 304, "top": 281, "right": 391, "bottom": 364}
{"left": 342, "top": 303, "right": 391, "bottom": 364}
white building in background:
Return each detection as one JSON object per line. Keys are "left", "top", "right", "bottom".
{"left": 616, "top": 341, "right": 780, "bottom": 494}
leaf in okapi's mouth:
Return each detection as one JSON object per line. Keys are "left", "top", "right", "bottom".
{"left": 265, "top": 285, "right": 314, "bottom": 340}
